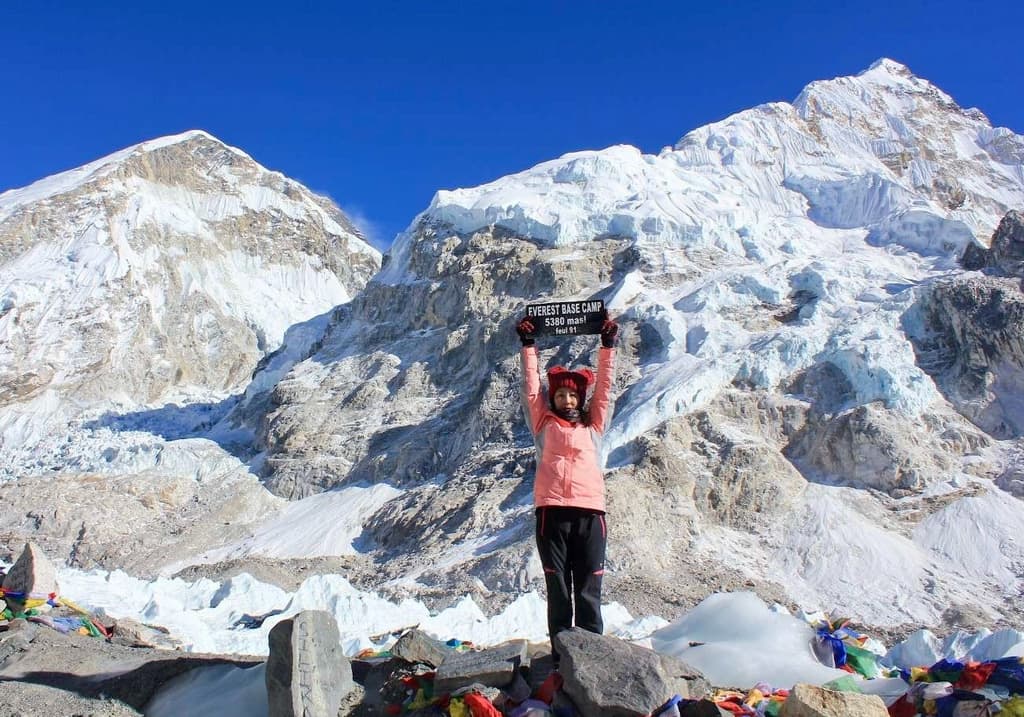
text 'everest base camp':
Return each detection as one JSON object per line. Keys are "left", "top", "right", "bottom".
{"left": 2, "top": 58, "right": 1024, "bottom": 716}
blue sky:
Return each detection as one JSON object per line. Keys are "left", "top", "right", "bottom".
{"left": 3, "top": 1, "right": 1022, "bottom": 250}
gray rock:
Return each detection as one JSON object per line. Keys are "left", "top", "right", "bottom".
{"left": 110, "top": 617, "right": 182, "bottom": 650}
{"left": 2, "top": 542, "right": 58, "bottom": 605}
{"left": 991, "top": 210, "right": 1024, "bottom": 278}
{"left": 778, "top": 683, "right": 888, "bottom": 717}
{"left": 0, "top": 618, "right": 39, "bottom": 664}
{"left": 554, "top": 628, "right": 710, "bottom": 717}
{"left": 266, "top": 610, "right": 354, "bottom": 717}
{"left": 505, "top": 669, "right": 532, "bottom": 703}
{"left": 433, "top": 639, "right": 528, "bottom": 694}
{"left": 961, "top": 240, "right": 991, "bottom": 271}
{"left": 391, "top": 628, "right": 451, "bottom": 667}
{"left": 0, "top": 618, "right": 39, "bottom": 641}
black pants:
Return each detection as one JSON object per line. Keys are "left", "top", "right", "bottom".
{"left": 535, "top": 506, "right": 607, "bottom": 653}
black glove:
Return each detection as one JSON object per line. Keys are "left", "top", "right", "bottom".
{"left": 516, "top": 317, "right": 536, "bottom": 346}
{"left": 600, "top": 319, "right": 618, "bottom": 348}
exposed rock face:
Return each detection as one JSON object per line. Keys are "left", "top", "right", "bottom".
{"left": 554, "top": 628, "right": 709, "bottom": 716}
{"left": 960, "top": 239, "right": 990, "bottom": 270}
{"left": 253, "top": 228, "right": 632, "bottom": 499}
{"left": 908, "top": 275, "right": 1024, "bottom": 438}
{"left": 958, "top": 210, "right": 1024, "bottom": 276}
{"left": 990, "top": 210, "right": 1024, "bottom": 277}
{"left": 788, "top": 402, "right": 955, "bottom": 492}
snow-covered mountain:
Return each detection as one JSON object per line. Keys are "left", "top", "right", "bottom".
{"left": 4, "top": 60, "right": 1024, "bottom": 637}
{"left": 232, "top": 58, "right": 1024, "bottom": 630}
{"left": 0, "top": 130, "right": 379, "bottom": 570}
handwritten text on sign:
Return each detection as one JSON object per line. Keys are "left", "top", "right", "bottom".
{"left": 526, "top": 300, "right": 605, "bottom": 336}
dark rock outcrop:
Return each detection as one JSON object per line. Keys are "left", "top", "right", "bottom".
{"left": 990, "top": 210, "right": 1024, "bottom": 277}
{"left": 958, "top": 210, "right": 1024, "bottom": 277}
{"left": 908, "top": 275, "right": 1024, "bottom": 438}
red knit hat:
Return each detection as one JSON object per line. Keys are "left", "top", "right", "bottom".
{"left": 546, "top": 365, "right": 595, "bottom": 404}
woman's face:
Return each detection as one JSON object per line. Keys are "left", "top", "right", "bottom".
{"left": 552, "top": 386, "right": 579, "bottom": 410}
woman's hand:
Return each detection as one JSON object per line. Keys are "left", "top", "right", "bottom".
{"left": 600, "top": 317, "right": 618, "bottom": 348}
{"left": 516, "top": 317, "right": 536, "bottom": 346}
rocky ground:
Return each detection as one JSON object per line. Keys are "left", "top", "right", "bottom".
{"left": 0, "top": 615, "right": 715, "bottom": 717}
{"left": 0, "top": 621, "right": 260, "bottom": 716}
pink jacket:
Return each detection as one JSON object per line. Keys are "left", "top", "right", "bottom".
{"left": 520, "top": 345, "right": 616, "bottom": 512}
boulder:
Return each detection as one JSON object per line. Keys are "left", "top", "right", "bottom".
{"left": 266, "top": 610, "right": 354, "bottom": 717}
{"left": 110, "top": 618, "right": 183, "bottom": 650}
{"left": 2, "top": 542, "right": 58, "bottom": 606}
{"left": 778, "top": 683, "right": 888, "bottom": 717}
{"left": 391, "top": 628, "right": 451, "bottom": 667}
{"left": 433, "top": 639, "right": 528, "bottom": 694}
{"left": 554, "top": 628, "right": 710, "bottom": 717}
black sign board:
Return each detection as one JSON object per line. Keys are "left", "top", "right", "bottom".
{"left": 526, "top": 300, "right": 605, "bottom": 336}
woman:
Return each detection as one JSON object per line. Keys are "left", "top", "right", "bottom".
{"left": 515, "top": 312, "right": 618, "bottom": 666}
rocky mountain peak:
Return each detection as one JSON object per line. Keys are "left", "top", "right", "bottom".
{"left": 0, "top": 131, "right": 380, "bottom": 482}
{"left": 864, "top": 57, "right": 914, "bottom": 77}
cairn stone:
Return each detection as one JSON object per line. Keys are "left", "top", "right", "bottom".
{"left": 554, "top": 628, "right": 710, "bottom": 717}
{"left": 2, "top": 542, "right": 58, "bottom": 607}
{"left": 266, "top": 610, "right": 354, "bottom": 717}
{"left": 433, "top": 639, "right": 528, "bottom": 694}
{"left": 391, "top": 628, "right": 451, "bottom": 667}
{"left": 778, "top": 683, "right": 888, "bottom": 717}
